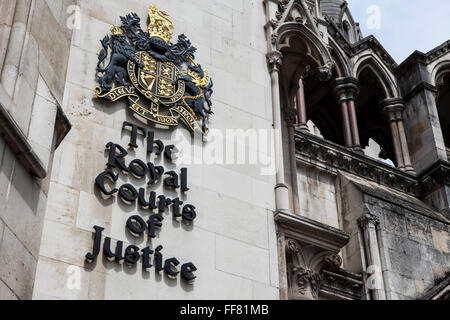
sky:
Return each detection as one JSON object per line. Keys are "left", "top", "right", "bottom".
{"left": 346, "top": 0, "right": 450, "bottom": 64}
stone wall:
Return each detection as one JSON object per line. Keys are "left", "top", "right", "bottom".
{"left": 32, "top": 0, "right": 280, "bottom": 300}
{"left": 339, "top": 172, "right": 449, "bottom": 300}
{"left": 296, "top": 165, "right": 340, "bottom": 229}
{"left": 0, "top": 135, "right": 48, "bottom": 299}
{"left": 0, "top": 0, "right": 75, "bottom": 300}
{"left": 376, "top": 196, "right": 449, "bottom": 299}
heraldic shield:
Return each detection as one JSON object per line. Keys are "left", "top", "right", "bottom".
{"left": 94, "top": 4, "right": 213, "bottom": 135}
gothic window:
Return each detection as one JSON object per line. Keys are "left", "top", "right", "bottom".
{"left": 356, "top": 66, "right": 397, "bottom": 166}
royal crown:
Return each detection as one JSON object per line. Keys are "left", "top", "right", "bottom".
{"left": 147, "top": 4, "right": 174, "bottom": 43}
{"left": 110, "top": 25, "right": 124, "bottom": 35}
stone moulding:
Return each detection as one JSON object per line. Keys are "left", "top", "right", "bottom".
{"left": 294, "top": 130, "right": 450, "bottom": 208}
{"left": 402, "top": 81, "right": 437, "bottom": 104}
{"left": 294, "top": 130, "right": 419, "bottom": 196}
{"left": 320, "top": 269, "right": 364, "bottom": 300}
{"left": 275, "top": 211, "right": 350, "bottom": 252}
{"left": 417, "top": 160, "right": 450, "bottom": 195}
{"left": 397, "top": 40, "right": 450, "bottom": 77}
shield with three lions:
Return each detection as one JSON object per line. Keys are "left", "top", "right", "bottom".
{"left": 94, "top": 4, "right": 213, "bottom": 135}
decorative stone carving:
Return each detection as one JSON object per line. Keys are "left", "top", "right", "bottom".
{"left": 274, "top": 212, "right": 362, "bottom": 300}
{"left": 266, "top": 51, "right": 283, "bottom": 73}
{"left": 270, "top": 33, "right": 278, "bottom": 45}
{"left": 421, "top": 161, "right": 450, "bottom": 186}
{"left": 331, "top": 77, "right": 360, "bottom": 102}
{"left": 273, "top": 0, "right": 291, "bottom": 28}
{"left": 316, "top": 62, "right": 334, "bottom": 81}
{"left": 324, "top": 252, "right": 342, "bottom": 270}
{"left": 286, "top": 239, "right": 343, "bottom": 300}
{"left": 381, "top": 98, "right": 405, "bottom": 121}
{"left": 292, "top": 267, "right": 321, "bottom": 298}
{"left": 321, "top": 269, "right": 364, "bottom": 300}
{"left": 357, "top": 214, "right": 380, "bottom": 229}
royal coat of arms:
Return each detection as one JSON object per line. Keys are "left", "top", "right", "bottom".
{"left": 94, "top": 4, "right": 213, "bottom": 134}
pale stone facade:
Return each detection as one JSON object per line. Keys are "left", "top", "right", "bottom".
{"left": 0, "top": 0, "right": 448, "bottom": 300}
{"left": 0, "top": 0, "right": 73, "bottom": 299}
{"left": 32, "top": 0, "right": 279, "bottom": 300}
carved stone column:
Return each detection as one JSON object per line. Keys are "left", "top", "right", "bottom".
{"left": 296, "top": 77, "right": 309, "bottom": 131}
{"left": 332, "top": 78, "right": 361, "bottom": 150}
{"left": 267, "top": 50, "right": 290, "bottom": 212}
{"left": 340, "top": 99, "right": 352, "bottom": 147}
{"left": 358, "top": 213, "right": 386, "bottom": 300}
{"left": 347, "top": 99, "right": 361, "bottom": 147}
{"left": 384, "top": 105, "right": 405, "bottom": 170}
{"left": 381, "top": 99, "right": 415, "bottom": 173}
{"left": 285, "top": 105, "right": 301, "bottom": 215}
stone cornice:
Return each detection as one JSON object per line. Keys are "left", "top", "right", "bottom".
{"left": 351, "top": 36, "right": 398, "bottom": 72}
{"left": 0, "top": 85, "right": 46, "bottom": 179}
{"left": 402, "top": 81, "right": 437, "bottom": 103}
{"left": 347, "top": 175, "right": 449, "bottom": 225}
{"left": 294, "top": 131, "right": 450, "bottom": 217}
{"left": 275, "top": 211, "right": 350, "bottom": 252}
{"left": 294, "top": 130, "right": 418, "bottom": 196}
{"left": 417, "top": 160, "right": 450, "bottom": 195}
{"left": 397, "top": 40, "right": 450, "bottom": 76}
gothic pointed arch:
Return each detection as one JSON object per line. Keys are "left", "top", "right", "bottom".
{"left": 272, "top": 0, "right": 319, "bottom": 34}
{"left": 274, "top": 22, "right": 334, "bottom": 80}
{"left": 274, "top": 21, "right": 335, "bottom": 122}
{"left": 352, "top": 57, "right": 400, "bottom": 164}
{"left": 273, "top": 18, "right": 335, "bottom": 141}
{"left": 353, "top": 55, "right": 399, "bottom": 98}
{"left": 329, "top": 38, "right": 351, "bottom": 77}
{"left": 433, "top": 62, "right": 450, "bottom": 155}
{"left": 433, "top": 60, "right": 450, "bottom": 86}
